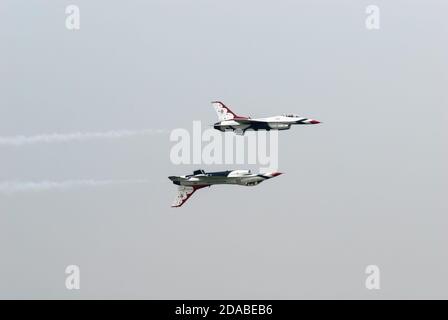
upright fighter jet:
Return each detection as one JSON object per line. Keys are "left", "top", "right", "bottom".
{"left": 212, "top": 101, "right": 321, "bottom": 135}
{"left": 168, "top": 169, "right": 282, "bottom": 207}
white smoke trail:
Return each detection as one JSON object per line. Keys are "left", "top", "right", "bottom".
{"left": 0, "top": 179, "right": 151, "bottom": 195}
{"left": 0, "top": 129, "right": 167, "bottom": 146}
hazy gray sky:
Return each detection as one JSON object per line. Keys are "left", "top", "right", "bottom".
{"left": 0, "top": 0, "right": 447, "bottom": 299}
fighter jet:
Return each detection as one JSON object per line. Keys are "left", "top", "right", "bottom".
{"left": 168, "top": 169, "right": 283, "bottom": 207}
{"left": 212, "top": 101, "right": 321, "bottom": 135}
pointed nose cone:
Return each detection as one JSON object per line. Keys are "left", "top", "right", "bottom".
{"left": 271, "top": 172, "right": 283, "bottom": 177}
{"left": 309, "top": 119, "right": 321, "bottom": 124}
{"left": 264, "top": 172, "right": 283, "bottom": 179}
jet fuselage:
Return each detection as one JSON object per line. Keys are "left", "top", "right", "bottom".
{"left": 211, "top": 101, "right": 320, "bottom": 134}
{"left": 169, "top": 169, "right": 282, "bottom": 187}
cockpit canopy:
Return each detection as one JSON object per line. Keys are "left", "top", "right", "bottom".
{"left": 282, "top": 114, "right": 300, "bottom": 118}
{"left": 193, "top": 169, "right": 206, "bottom": 175}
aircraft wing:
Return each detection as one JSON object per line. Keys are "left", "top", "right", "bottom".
{"left": 231, "top": 118, "right": 267, "bottom": 124}
{"left": 171, "top": 185, "right": 208, "bottom": 207}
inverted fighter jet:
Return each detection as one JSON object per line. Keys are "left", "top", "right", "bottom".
{"left": 212, "top": 101, "right": 320, "bottom": 135}
{"left": 168, "top": 169, "right": 282, "bottom": 207}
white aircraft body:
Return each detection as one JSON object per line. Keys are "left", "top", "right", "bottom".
{"left": 212, "top": 101, "right": 321, "bottom": 135}
{"left": 169, "top": 169, "right": 282, "bottom": 207}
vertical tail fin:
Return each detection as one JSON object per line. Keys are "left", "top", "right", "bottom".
{"left": 211, "top": 101, "right": 248, "bottom": 121}
{"left": 171, "top": 185, "right": 208, "bottom": 207}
